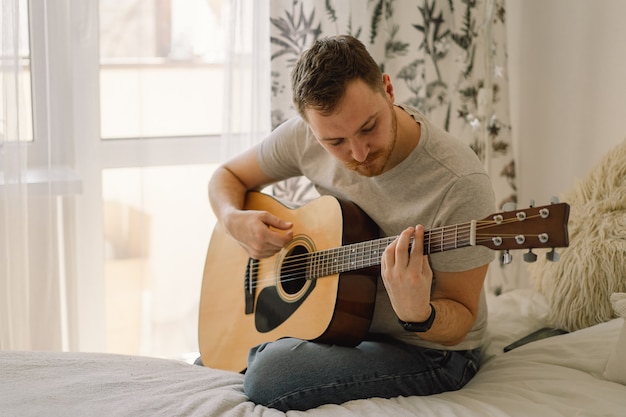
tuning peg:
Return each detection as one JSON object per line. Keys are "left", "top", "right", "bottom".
{"left": 551, "top": 196, "right": 560, "bottom": 204}
{"left": 500, "top": 250, "right": 513, "bottom": 265}
{"left": 502, "top": 202, "right": 517, "bottom": 212}
{"left": 529, "top": 199, "right": 535, "bottom": 208}
{"left": 546, "top": 248, "right": 560, "bottom": 262}
{"left": 523, "top": 249, "right": 538, "bottom": 263}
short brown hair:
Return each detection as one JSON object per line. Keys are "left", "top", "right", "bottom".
{"left": 291, "top": 35, "right": 384, "bottom": 118}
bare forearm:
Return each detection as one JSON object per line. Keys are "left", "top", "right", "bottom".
{"left": 208, "top": 145, "right": 277, "bottom": 226}
{"left": 207, "top": 154, "right": 293, "bottom": 259}
{"left": 417, "top": 264, "right": 489, "bottom": 346}
{"left": 208, "top": 165, "right": 249, "bottom": 224}
{"left": 418, "top": 298, "right": 476, "bottom": 346}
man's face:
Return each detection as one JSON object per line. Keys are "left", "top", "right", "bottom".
{"left": 305, "top": 78, "right": 397, "bottom": 177}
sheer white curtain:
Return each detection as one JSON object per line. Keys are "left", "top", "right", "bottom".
{"left": 1, "top": 0, "right": 75, "bottom": 351}
{"left": 0, "top": 0, "right": 30, "bottom": 350}
{"left": 1, "top": 0, "right": 271, "bottom": 355}
{"left": 221, "top": 0, "right": 271, "bottom": 160}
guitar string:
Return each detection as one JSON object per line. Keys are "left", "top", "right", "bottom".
{"left": 245, "top": 233, "right": 546, "bottom": 289}
{"left": 241, "top": 214, "right": 551, "bottom": 289}
{"left": 247, "top": 213, "right": 545, "bottom": 275}
{"left": 251, "top": 222, "right": 473, "bottom": 272}
{"left": 245, "top": 215, "right": 546, "bottom": 281}
{"left": 243, "top": 235, "right": 531, "bottom": 290}
{"left": 241, "top": 239, "right": 528, "bottom": 289}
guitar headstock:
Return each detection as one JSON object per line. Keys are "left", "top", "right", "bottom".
{"left": 476, "top": 202, "right": 570, "bottom": 253}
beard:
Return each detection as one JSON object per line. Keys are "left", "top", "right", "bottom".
{"left": 345, "top": 102, "right": 398, "bottom": 177}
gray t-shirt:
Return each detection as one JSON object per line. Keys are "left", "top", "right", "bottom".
{"left": 257, "top": 105, "right": 495, "bottom": 350}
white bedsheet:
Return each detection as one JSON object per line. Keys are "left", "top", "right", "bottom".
{"left": 1, "top": 290, "right": 625, "bottom": 417}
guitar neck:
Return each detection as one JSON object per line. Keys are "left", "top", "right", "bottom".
{"left": 308, "top": 221, "right": 475, "bottom": 279}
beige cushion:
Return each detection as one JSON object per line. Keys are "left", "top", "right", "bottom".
{"left": 604, "top": 293, "right": 626, "bottom": 385}
{"left": 529, "top": 139, "right": 626, "bottom": 331}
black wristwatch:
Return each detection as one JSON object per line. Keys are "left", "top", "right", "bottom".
{"left": 398, "top": 303, "right": 436, "bottom": 332}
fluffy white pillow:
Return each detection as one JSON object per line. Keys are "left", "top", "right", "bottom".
{"left": 604, "top": 293, "right": 626, "bottom": 384}
{"left": 529, "top": 139, "right": 626, "bottom": 331}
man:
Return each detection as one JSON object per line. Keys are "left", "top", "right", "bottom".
{"left": 208, "top": 35, "right": 495, "bottom": 411}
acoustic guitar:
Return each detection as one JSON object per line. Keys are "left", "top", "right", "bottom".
{"left": 198, "top": 191, "right": 569, "bottom": 372}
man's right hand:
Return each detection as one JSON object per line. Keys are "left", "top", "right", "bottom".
{"left": 224, "top": 209, "right": 293, "bottom": 260}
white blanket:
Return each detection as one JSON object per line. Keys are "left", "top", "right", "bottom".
{"left": 1, "top": 290, "right": 625, "bottom": 417}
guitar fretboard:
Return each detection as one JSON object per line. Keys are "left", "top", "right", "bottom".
{"left": 306, "top": 221, "right": 475, "bottom": 279}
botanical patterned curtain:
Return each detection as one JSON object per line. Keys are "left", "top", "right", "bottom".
{"left": 268, "top": 0, "right": 516, "bottom": 292}
{"left": 269, "top": 0, "right": 515, "bottom": 211}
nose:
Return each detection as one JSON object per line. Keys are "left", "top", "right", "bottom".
{"left": 350, "top": 140, "right": 369, "bottom": 162}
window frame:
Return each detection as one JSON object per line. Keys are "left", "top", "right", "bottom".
{"left": 28, "top": 0, "right": 224, "bottom": 352}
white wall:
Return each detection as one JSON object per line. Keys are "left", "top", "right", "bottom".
{"left": 507, "top": 0, "right": 626, "bottom": 206}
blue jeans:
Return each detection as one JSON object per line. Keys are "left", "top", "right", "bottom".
{"left": 243, "top": 334, "right": 480, "bottom": 412}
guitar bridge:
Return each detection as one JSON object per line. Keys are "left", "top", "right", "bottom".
{"left": 244, "top": 258, "right": 257, "bottom": 315}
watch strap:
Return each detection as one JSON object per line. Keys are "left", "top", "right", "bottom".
{"left": 398, "top": 303, "right": 436, "bottom": 332}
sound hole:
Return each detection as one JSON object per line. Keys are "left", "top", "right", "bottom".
{"left": 280, "top": 245, "right": 308, "bottom": 295}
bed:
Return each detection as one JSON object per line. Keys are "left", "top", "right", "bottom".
{"left": 2, "top": 288, "right": 626, "bottom": 417}
{"left": 3, "top": 141, "right": 625, "bottom": 416}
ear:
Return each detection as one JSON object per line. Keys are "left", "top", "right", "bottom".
{"left": 382, "top": 74, "right": 395, "bottom": 102}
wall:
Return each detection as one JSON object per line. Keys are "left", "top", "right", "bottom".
{"left": 500, "top": 0, "right": 626, "bottom": 289}
{"left": 507, "top": 0, "right": 626, "bottom": 206}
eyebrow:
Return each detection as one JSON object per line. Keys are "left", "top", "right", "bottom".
{"left": 319, "top": 113, "right": 378, "bottom": 142}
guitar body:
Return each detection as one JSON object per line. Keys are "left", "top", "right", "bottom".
{"left": 198, "top": 192, "right": 571, "bottom": 372}
{"left": 198, "top": 192, "right": 380, "bottom": 372}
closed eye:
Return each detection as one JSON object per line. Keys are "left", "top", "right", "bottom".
{"left": 328, "top": 138, "right": 345, "bottom": 147}
{"left": 361, "top": 122, "right": 376, "bottom": 134}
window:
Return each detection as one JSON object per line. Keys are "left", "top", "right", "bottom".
{"left": 0, "top": 0, "right": 33, "bottom": 142}
{"left": 102, "top": 165, "right": 217, "bottom": 358}
{"left": 99, "top": 0, "right": 224, "bottom": 139}
{"left": 10, "top": 0, "right": 255, "bottom": 359}
{"left": 97, "top": 0, "right": 227, "bottom": 358}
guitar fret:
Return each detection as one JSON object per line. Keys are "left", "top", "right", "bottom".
{"left": 316, "top": 252, "right": 320, "bottom": 278}
{"left": 309, "top": 222, "right": 475, "bottom": 279}
{"left": 330, "top": 249, "right": 336, "bottom": 276}
{"left": 439, "top": 228, "right": 444, "bottom": 251}
{"left": 368, "top": 240, "right": 378, "bottom": 267}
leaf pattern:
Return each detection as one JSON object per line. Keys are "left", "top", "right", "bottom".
{"left": 269, "top": 0, "right": 516, "bottom": 210}
{"left": 270, "top": 2, "right": 322, "bottom": 64}
{"left": 325, "top": 0, "right": 338, "bottom": 22}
